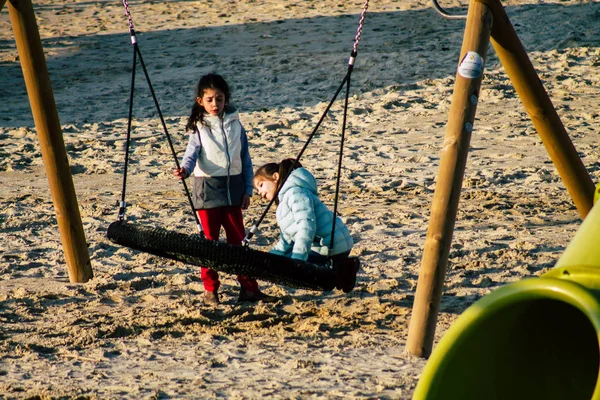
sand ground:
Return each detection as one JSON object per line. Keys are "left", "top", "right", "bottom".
{"left": 1, "top": 0, "right": 600, "bottom": 398}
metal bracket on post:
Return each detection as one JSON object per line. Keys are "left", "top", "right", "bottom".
{"left": 431, "top": 0, "right": 467, "bottom": 20}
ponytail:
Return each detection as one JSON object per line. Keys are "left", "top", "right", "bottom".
{"left": 185, "top": 102, "right": 203, "bottom": 132}
{"left": 277, "top": 158, "right": 302, "bottom": 192}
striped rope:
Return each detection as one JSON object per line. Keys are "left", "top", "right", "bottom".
{"left": 121, "top": 0, "right": 137, "bottom": 43}
{"left": 352, "top": 0, "right": 369, "bottom": 55}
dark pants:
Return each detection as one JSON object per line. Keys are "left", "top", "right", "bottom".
{"left": 307, "top": 250, "right": 351, "bottom": 266}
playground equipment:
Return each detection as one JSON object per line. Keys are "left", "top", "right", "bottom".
{"left": 107, "top": 221, "right": 360, "bottom": 292}
{"left": 4, "top": 0, "right": 92, "bottom": 282}
{"left": 106, "top": 0, "right": 367, "bottom": 290}
{"left": 413, "top": 188, "right": 600, "bottom": 399}
{"left": 406, "top": 0, "right": 595, "bottom": 358}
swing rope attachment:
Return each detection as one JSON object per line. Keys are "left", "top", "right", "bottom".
{"left": 117, "top": 0, "right": 204, "bottom": 235}
{"left": 243, "top": 0, "right": 370, "bottom": 255}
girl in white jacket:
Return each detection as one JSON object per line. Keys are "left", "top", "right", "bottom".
{"left": 174, "top": 73, "right": 276, "bottom": 305}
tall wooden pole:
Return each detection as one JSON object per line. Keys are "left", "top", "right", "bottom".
{"left": 8, "top": 0, "right": 93, "bottom": 283}
{"left": 407, "top": 0, "right": 594, "bottom": 359}
{"left": 406, "top": 0, "right": 493, "bottom": 358}
{"left": 481, "top": 0, "right": 595, "bottom": 217}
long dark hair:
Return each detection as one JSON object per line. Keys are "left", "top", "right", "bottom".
{"left": 185, "top": 73, "right": 234, "bottom": 132}
{"left": 254, "top": 158, "right": 302, "bottom": 205}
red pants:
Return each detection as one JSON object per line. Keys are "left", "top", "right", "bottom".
{"left": 197, "top": 207, "right": 258, "bottom": 293}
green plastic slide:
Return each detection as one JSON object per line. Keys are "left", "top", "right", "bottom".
{"left": 414, "top": 188, "right": 600, "bottom": 399}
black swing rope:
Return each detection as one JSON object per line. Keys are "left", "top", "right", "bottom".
{"left": 118, "top": 0, "right": 203, "bottom": 235}
{"left": 243, "top": 0, "right": 369, "bottom": 255}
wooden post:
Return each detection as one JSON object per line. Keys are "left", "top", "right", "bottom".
{"left": 407, "top": 0, "right": 595, "bottom": 359}
{"left": 481, "top": 0, "right": 594, "bottom": 217}
{"left": 8, "top": 0, "right": 93, "bottom": 283}
{"left": 406, "top": 0, "right": 493, "bottom": 358}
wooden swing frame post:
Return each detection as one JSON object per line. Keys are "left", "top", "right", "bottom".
{"left": 407, "top": 0, "right": 595, "bottom": 358}
{"left": 7, "top": 0, "right": 93, "bottom": 283}
{"left": 482, "top": 0, "right": 595, "bottom": 216}
{"left": 406, "top": 0, "right": 493, "bottom": 358}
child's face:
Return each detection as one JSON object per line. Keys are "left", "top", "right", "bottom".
{"left": 254, "top": 174, "right": 279, "bottom": 201}
{"left": 197, "top": 88, "right": 226, "bottom": 116}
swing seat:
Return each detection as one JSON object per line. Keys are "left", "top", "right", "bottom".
{"left": 107, "top": 220, "right": 358, "bottom": 291}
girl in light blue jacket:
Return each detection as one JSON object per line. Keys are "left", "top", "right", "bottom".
{"left": 253, "top": 159, "right": 355, "bottom": 265}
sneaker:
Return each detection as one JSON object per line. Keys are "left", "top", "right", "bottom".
{"left": 334, "top": 257, "right": 360, "bottom": 293}
{"left": 238, "top": 289, "right": 278, "bottom": 303}
{"left": 204, "top": 291, "right": 220, "bottom": 306}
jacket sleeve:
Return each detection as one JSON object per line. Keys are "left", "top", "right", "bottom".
{"left": 270, "top": 232, "right": 293, "bottom": 257}
{"left": 240, "top": 126, "right": 254, "bottom": 196}
{"left": 287, "top": 189, "right": 317, "bottom": 261}
{"left": 181, "top": 132, "right": 201, "bottom": 176}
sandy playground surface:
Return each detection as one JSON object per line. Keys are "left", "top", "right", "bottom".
{"left": 1, "top": 0, "right": 600, "bottom": 398}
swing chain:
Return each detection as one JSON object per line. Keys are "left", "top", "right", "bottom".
{"left": 352, "top": 0, "right": 369, "bottom": 55}
{"left": 244, "top": 1, "right": 369, "bottom": 246}
{"left": 122, "top": 0, "right": 137, "bottom": 42}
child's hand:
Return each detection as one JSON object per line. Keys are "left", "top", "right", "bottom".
{"left": 241, "top": 194, "right": 251, "bottom": 210}
{"left": 173, "top": 167, "right": 188, "bottom": 179}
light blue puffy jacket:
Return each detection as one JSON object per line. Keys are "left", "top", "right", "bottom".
{"left": 271, "top": 167, "right": 354, "bottom": 261}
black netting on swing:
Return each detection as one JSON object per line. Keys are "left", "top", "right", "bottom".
{"left": 107, "top": 221, "right": 338, "bottom": 291}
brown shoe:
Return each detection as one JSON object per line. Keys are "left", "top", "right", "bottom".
{"left": 204, "top": 291, "right": 220, "bottom": 305}
{"left": 238, "top": 289, "right": 278, "bottom": 303}
{"left": 334, "top": 257, "right": 360, "bottom": 293}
